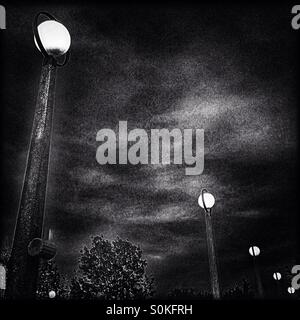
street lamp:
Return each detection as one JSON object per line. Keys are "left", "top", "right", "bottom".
{"left": 198, "top": 189, "right": 220, "bottom": 299}
{"left": 49, "top": 290, "right": 56, "bottom": 299}
{"left": 273, "top": 272, "right": 282, "bottom": 298}
{"left": 6, "top": 12, "right": 71, "bottom": 299}
{"left": 287, "top": 286, "right": 295, "bottom": 294}
{"left": 248, "top": 245, "right": 264, "bottom": 298}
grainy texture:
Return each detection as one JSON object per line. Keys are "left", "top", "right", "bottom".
{"left": 1, "top": 4, "right": 299, "bottom": 297}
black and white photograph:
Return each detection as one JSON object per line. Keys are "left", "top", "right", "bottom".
{"left": 0, "top": 1, "right": 299, "bottom": 316}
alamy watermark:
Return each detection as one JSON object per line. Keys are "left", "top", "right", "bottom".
{"left": 0, "top": 5, "right": 5, "bottom": 30}
{"left": 96, "top": 121, "right": 204, "bottom": 176}
{"left": 292, "top": 5, "right": 300, "bottom": 30}
{"left": 291, "top": 265, "right": 300, "bottom": 291}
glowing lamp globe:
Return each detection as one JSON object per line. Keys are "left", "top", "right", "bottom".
{"left": 273, "top": 272, "right": 281, "bottom": 281}
{"left": 198, "top": 192, "right": 215, "bottom": 209}
{"left": 49, "top": 290, "right": 56, "bottom": 299}
{"left": 249, "top": 246, "right": 260, "bottom": 257}
{"left": 287, "top": 287, "right": 295, "bottom": 294}
{"left": 34, "top": 20, "right": 71, "bottom": 57}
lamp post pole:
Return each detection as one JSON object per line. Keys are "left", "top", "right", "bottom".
{"left": 273, "top": 272, "right": 282, "bottom": 298}
{"left": 6, "top": 12, "right": 70, "bottom": 299}
{"left": 198, "top": 189, "right": 220, "bottom": 299}
{"left": 249, "top": 246, "right": 264, "bottom": 299}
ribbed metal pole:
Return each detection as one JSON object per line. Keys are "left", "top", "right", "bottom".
{"left": 204, "top": 209, "right": 220, "bottom": 299}
{"left": 6, "top": 57, "right": 56, "bottom": 299}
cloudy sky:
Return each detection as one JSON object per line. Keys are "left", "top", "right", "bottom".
{"left": 1, "top": 3, "right": 299, "bottom": 296}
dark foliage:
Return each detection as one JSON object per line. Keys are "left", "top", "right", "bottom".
{"left": 70, "top": 236, "right": 154, "bottom": 300}
{"left": 36, "top": 259, "right": 68, "bottom": 299}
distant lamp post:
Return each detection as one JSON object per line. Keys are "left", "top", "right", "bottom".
{"left": 198, "top": 189, "right": 220, "bottom": 299}
{"left": 248, "top": 245, "right": 264, "bottom": 298}
{"left": 6, "top": 12, "right": 70, "bottom": 299}
{"left": 0, "top": 264, "right": 6, "bottom": 298}
{"left": 273, "top": 272, "right": 282, "bottom": 298}
{"left": 49, "top": 290, "right": 56, "bottom": 299}
{"left": 287, "top": 287, "right": 295, "bottom": 294}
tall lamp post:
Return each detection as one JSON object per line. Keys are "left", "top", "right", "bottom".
{"left": 249, "top": 245, "right": 264, "bottom": 298}
{"left": 273, "top": 272, "right": 282, "bottom": 298}
{"left": 6, "top": 12, "right": 71, "bottom": 299}
{"left": 198, "top": 189, "right": 220, "bottom": 299}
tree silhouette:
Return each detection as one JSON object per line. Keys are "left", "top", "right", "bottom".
{"left": 70, "top": 236, "right": 154, "bottom": 300}
{"left": 223, "top": 279, "right": 254, "bottom": 299}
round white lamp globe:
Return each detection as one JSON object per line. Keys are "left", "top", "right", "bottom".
{"left": 198, "top": 192, "right": 215, "bottom": 209}
{"left": 49, "top": 290, "right": 56, "bottom": 299}
{"left": 249, "top": 246, "right": 260, "bottom": 257}
{"left": 287, "top": 287, "right": 295, "bottom": 294}
{"left": 273, "top": 272, "right": 281, "bottom": 281}
{"left": 34, "top": 20, "right": 71, "bottom": 57}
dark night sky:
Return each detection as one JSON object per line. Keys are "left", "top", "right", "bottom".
{"left": 0, "top": 2, "right": 299, "bottom": 296}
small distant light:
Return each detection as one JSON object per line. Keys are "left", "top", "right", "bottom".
{"left": 287, "top": 287, "right": 295, "bottom": 294}
{"left": 249, "top": 246, "right": 260, "bottom": 257}
{"left": 49, "top": 290, "right": 56, "bottom": 299}
{"left": 0, "top": 264, "right": 6, "bottom": 290}
{"left": 273, "top": 272, "right": 282, "bottom": 281}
